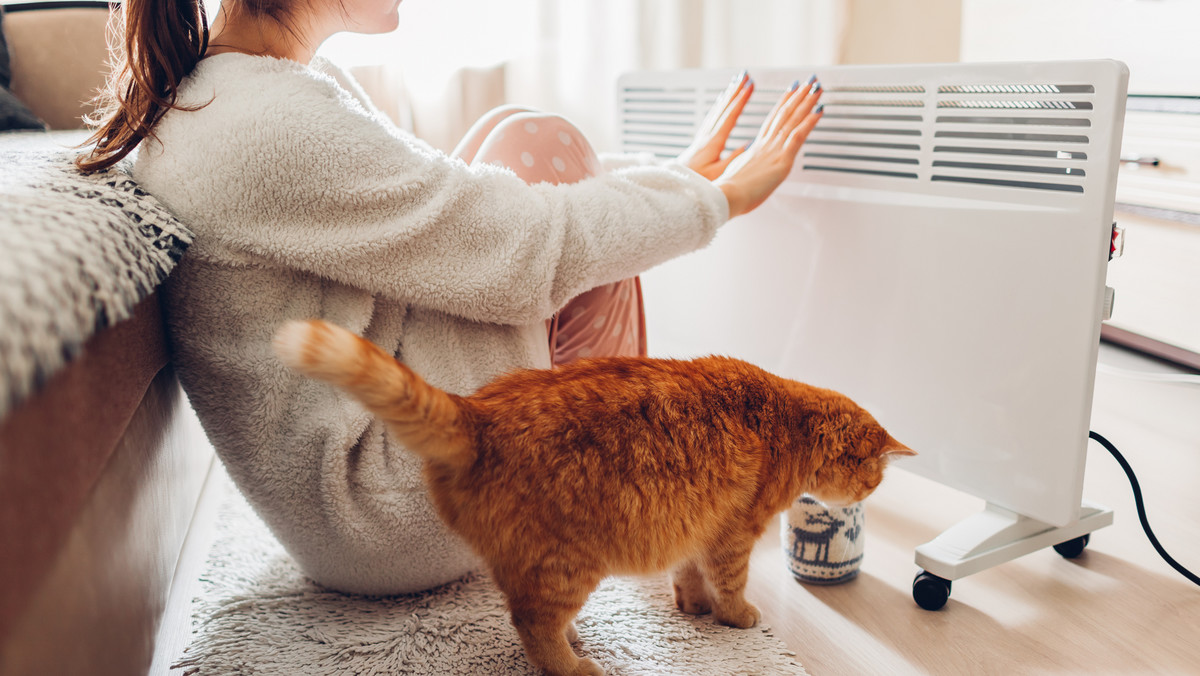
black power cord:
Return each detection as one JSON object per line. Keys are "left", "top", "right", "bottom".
{"left": 1089, "top": 430, "right": 1200, "bottom": 586}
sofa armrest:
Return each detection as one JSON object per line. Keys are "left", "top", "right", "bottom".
{"left": 0, "top": 294, "right": 215, "bottom": 676}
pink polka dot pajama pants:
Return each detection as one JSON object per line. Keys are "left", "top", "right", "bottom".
{"left": 452, "top": 105, "right": 647, "bottom": 366}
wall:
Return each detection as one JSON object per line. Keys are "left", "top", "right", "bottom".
{"left": 839, "top": 0, "right": 962, "bottom": 65}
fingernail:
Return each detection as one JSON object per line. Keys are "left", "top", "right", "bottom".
{"left": 806, "top": 74, "right": 817, "bottom": 85}
{"left": 789, "top": 79, "right": 800, "bottom": 92}
{"left": 813, "top": 82, "right": 822, "bottom": 94}
{"left": 814, "top": 103, "right": 825, "bottom": 115}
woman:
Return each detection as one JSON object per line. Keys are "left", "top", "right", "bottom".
{"left": 78, "top": 0, "right": 823, "bottom": 594}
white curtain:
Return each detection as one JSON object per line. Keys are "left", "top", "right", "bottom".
{"left": 320, "top": 0, "right": 847, "bottom": 152}
{"left": 512, "top": 0, "right": 848, "bottom": 151}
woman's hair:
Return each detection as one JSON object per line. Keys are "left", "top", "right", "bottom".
{"left": 76, "top": 0, "right": 307, "bottom": 173}
{"left": 76, "top": 0, "right": 210, "bottom": 172}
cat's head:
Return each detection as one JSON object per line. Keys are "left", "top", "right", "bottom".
{"left": 802, "top": 395, "right": 915, "bottom": 506}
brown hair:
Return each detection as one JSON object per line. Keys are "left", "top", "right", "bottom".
{"left": 76, "top": 0, "right": 312, "bottom": 173}
{"left": 76, "top": 0, "right": 210, "bottom": 172}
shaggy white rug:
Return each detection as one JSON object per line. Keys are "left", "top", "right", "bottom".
{"left": 173, "top": 485, "right": 808, "bottom": 675}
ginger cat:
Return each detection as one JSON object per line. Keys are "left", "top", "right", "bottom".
{"left": 273, "top": 319, "right": 914, "bottom": 676}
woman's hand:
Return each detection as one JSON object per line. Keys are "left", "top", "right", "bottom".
{"left": 714, "top": 77, "right": 823, "bottom": 218}
{"left": 677, "top": 71, "right": 755, "bottom": 181}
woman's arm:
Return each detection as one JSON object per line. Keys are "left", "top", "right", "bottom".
{"left": 195, "top": 83, "right": 727, "bottom": 326}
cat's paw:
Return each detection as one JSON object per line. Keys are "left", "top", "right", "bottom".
{"left": 672, "top": 581, "right": 712, "bottom": 615}
{"left": 715, "top": 601, "right": 761, "bottom": 629}
{"left": 565, "top": 622, "right": 580, "bottom": 644}
{"left": 572, "top": 657, "right": 604, "bottom": 676}
{"left": 674, "top": 594, "right": 713, "bottom": 615}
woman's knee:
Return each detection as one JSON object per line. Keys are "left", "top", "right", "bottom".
{"left": 453, "top": 105, "right": 540, "bottom": 162}
{"left": 471, "top": 105, "right": 541, "bottom": 140}
{"left": 477, "top": 112, "right": 600, "bottom": 184}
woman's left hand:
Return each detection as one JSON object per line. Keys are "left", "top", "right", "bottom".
{"left": 677, "top": 71, "right": 754, "bottom": 180}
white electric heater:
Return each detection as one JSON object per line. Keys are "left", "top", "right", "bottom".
{"left": 617, "top": 60, "right": 1128, "bottom": 608}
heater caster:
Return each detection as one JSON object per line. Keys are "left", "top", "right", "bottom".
{"left": 912, "top": 571, "right": 951, "bottom": 611}
{"left": 1052, "top": 533, "right": 1090, "bottom": 559}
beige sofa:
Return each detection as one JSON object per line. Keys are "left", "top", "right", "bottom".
{"left": 3, "top": 3, "right": 110, "bottom": 130}
{"left": 0, "top": 3, "right": 504, "bottom": 674}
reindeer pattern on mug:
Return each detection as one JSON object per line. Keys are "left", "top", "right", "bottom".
{"left": 784, "top": 495, "right": 864, "bottom": 582}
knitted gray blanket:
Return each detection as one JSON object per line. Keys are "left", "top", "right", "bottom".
{"left": 0, "top": 131, "right": 193, "bottom": 417}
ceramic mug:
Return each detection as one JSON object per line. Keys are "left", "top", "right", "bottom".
{"left": 781, "top": 495, "right": 865, "bottom": 584}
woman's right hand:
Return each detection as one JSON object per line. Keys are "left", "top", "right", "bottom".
{"left": 714, "top": 77, "right": 823, "bottom": 218}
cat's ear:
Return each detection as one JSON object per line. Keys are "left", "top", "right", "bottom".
{"left": 882, "top": 435, "right": 917, "bottom": 457}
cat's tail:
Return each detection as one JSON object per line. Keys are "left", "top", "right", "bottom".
{"left": 273, "top": 319, "right": 474, "bottom": 469}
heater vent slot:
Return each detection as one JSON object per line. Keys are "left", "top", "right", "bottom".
{"left": 930, "top": 175, "right": 1084, "bottom": 193}
{"left": 808, "top": 152, "right": 920, "bottom": 165}
{"left": 938, "top": 100, "right": 1093, "bottom": 110}
{"left": 936, "top": 115, "right": 1091, "bottom": 127}
{"left": 821, "top": 113, "right": 924, "bottom": 122}
{"left": 815, "top": 126, "right": 922, "bottom": 136}
{"left": 804, "top": 165, "right": 919, "bottom": 179}
{"left": 824, "top": 99, "right": 924, "bottom": 108}
{"left": 938, "top": 84, "right": 1095, "bottom": 94}
{"left": 829, "top": 85, "right": 926, "bottom": 93}
{"left": 931, "top": 160, "right": 1085, "bottom": 177}
{"left": 934, "top": 130, "right": 1089, "bottom": 143}
{"left": 933, "top": 146, "right": 1088, "bottom": 160}
{"left": 807, "top": 140, "right": 921, "bottom": 151}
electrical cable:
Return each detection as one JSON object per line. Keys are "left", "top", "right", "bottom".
{"left": 1089, "top": 430, "right": 1200, "bottom": 587}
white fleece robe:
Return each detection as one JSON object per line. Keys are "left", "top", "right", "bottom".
{"left": 133, "top": 53, "right": 729, "bottom": 594}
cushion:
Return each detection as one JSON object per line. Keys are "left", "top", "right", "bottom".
{"left": 1, "top": 84, "right": 45, "bottom": 131}
{"left": 0, "top": 7, "right": 12, "bottom": 87}
{"left": 0, "top": 8, "right": 46, "bottom": 131}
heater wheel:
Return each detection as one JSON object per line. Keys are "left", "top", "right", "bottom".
{"left": 1052, "top": 533, "right": 1091, "bottom": 559}
{"left": 912, "top": 571, "right": 951, "bottom": 611}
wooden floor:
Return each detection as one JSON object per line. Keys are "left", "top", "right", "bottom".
{"left": 746, "top": 343, "right": 1200, "bottom": 675}
{"left": 153, "top": 342, "right": 1200, "bottom": 675}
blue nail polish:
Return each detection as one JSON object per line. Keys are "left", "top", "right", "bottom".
{"left": 806, "top": 74, "right": 817, "bottom": 85}
{"left": 789, "top": 79, "right": 800, "bottom": 92}
{"left": 813, "top": 82, "right": 822, "bottom": 93}
{"left": 814, "top": 103, "right": 825, "bottom": 115}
